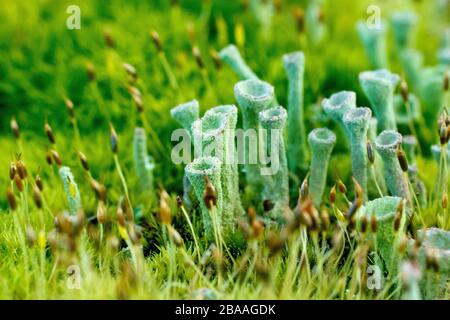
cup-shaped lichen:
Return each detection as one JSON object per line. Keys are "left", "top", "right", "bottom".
{"left": 306, "top": 0, "right": 325, "bottom": 46}
{"left": 357, "top": 20, "right": 388, "bottom": 69}
{"left": 133, "top": 127, "right": 155, "bottom": 192}
{"left": 359, "top": 69, "right": 400, "bottom": 132}
{"left": 59, "top": 166, "right": 82, "bottom": 215}
{"left": 414, "top": 228, "right": 450, "bottom": 299}
{"left": 170, "top": 99, "right": 199, "bottom": 134}
{"left": 375, "top": 130, "right": 411, "bottom": 204}
{"left": 321, "top": 91, "right": 356, "bottom": 136}
{"left": 283, "top": 51, "right": 307, "bottom": 172}
{"left": 185, "top": 156, "right": 224, "bottom": 242}
{"left": 390, "top": 11, "right": 418, "bottom": 52}
{"left": 203, "top": 105, "right": 244, "bottom": 217}
{"left": 258, "top": 106, "right": 289, "bottom": 215}
{"left": 356, "top": 196, "right": 404, "bottom": 272}
{"left": 308, "top": 128, "right": 336, "bottom": 207}
{"left": 399, "top": 49, "right": 423, "bottom": 93}
{"left": 419, "top": 66, "right": 447, "bottom": 129}
{"left": 219, "top": 44, "right": 258, "bottom": 80}
{"left": 234, "top": 79, "right": 275, "bottom": 194}
{"left": 171, "top": 99, "right": 200, "bottom": 208}
{"left": 343, "top": 107, "right": 372, "bottom": 200}
{"left": 393, "top": 93, "right": 421, "bottom": 125}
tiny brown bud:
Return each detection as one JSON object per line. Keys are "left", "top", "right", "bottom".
{"left": 203, "top": 176, "right": 217, "bottom": 210}
{"left": 247, "top": 207, "right": 256, "bottom": 222}
{"left": 442, "top": 193, "right": 448, "bottom": 209}
{"left": 159, "top": 189, "right": 172, "bottom": 225}
{"left": 6, "top": 187, "right": 17, "bottom": 211}
{"left": 35, "top": 174, "right": 43, "bottom": 191}
{"left": 123, "top": 63, "right": 138, "bottom": 81}
{"left": 86, "top": 61, "right": 95, "bottom": 82}
{"left": 16, "top": 160, "right": 27, "bottom": 180}
{"left": 192, "top": 46, "right": 204, "bottom": 69}
{"left": 44, "top": 121, "right": 55, "bottom": 144}
{"left": 110, "top": 123, "right": 118, "bottom": 154}
{"left": 10, "top": 117, "right": 20, "bottom": 139}
{"left": 9, "top": 162, "right": 16, "bottom": 181}
{"left": 97, "top": 202, "right": 107, "bottom": 224}
{"left": 360, "top": 215, "right": 368, "bottom": 233}
{"left": 176, "top": 195, "right": 183, "bottom": 208}
{"left": 352, "top": 177, "right": 363, "bottom": 201}
{"left": 168, "top": 225, "right": 183, "bottom": 247}
{"left": 370, "top": 214, "right": 378, "bottom": 233}
{"left": 293, "top": 8, "right": 305, "bottom": 33}
{"left": 400, "top": 80, "right": 409, "bottom": 103}
{"left": 150, "top": 30, "right": 162, "bottom": 52}
{"left": 329, "top": 185, "right": 336, "bottom": 204}
{"left": 14, "top": 174, "right": 24, "bottom": 192}
{"left": 51, "top": 149, "right": 62, "bottom": 166}
{"left": 64, "top": 97, "right": 75, "bottom": 119}
{"left": 337, "top": 179, "right": 347, "bottom": 193}
{"left": 45, "top": 150, "right": 53, "bottom": 165}
{"left": 251, "top": 219, "right": 264, "bottom": 239}
{"left": 90, "top": 179, "right": 107, "bottom": 202}
{"left": 397, "top": 145, "right": 408, "bottom": 172}
{"left": 300, "top": 176, "right": 309, "bottom": 201}
{"left": 367, "top": 140, "right": 375, "bottom": 164}
{"left": 117, "top": 206, "right": 126, "bottom": 227}
{"left": 32, "top": 185, "right": 42, "bottom": 209}
{"left": 103, "top": 29, "right": 115, "bottom": 48}
{"left": 320, "top": 209, "right": 330, "bottom": 230}
{"left": 78, "top": 151, "right": 90, "bottom": 171}
{"left": 210, "top": 49, "right": 221, "bottom": 70}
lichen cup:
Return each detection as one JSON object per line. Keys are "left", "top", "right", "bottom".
{"left": 322, "top": 91, "right": 356, "bottom": 137}
{"left": 359, "top": 69, "right": 400, "bottom": 132}
{"left": 343, "top": 107, "right": 372, "bottom": 201}
{"left": 375, "top": 130, "right": 411, "bottom": 205}
{"left": 356, "top": 196, "right": 404, "bottom": 273}
{"left": 219, "top": 44, "right": 258, "bottom": 80}
{"left": 234, "top": 79, "right": 275, "bottom": 195}
{"left": 258, "top": 106, "right": 289, "bottom": 219}
{"left": 357, "top": 20, "right": 388, "bottom": 69}
{"left": 414, "top": 228, "right": 450, "bottom": 299}
{"left": 390, "top": 11, "right": 418, "bottom": 52}
{"left": 185, "top": 156, "right": 223, "bottom": 242}
{"left": 307, "top": 128, "right": 336, "bottom": 207}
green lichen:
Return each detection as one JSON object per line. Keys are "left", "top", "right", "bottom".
{"left": 133, "top": 127, "right": 155, "bottom": 192}
{"left": 357, "top": 20, "right": 388, "bottom": 69}
{"left": 399, "top": 49, "right": 423, "bottom": 93}
{"left": 308, "top": 128, "right": 336, "bottom": 207}
{"left": 343, "top": 107, "right": 372, "bottom": 200}
{"left": 234, "top": 79, "right": 275, "bottom": 195}
{"left": 321, "top": 90, "right": 356, "bottom": 136}
{"left": 283, "top": 51, "right": 307, "bottom": 172}
{"left": 356, "top": 196, "right": 404, "bottom": 273}
{"left": 185, "top": 156, "right": 223, "bottom": 242}
{"left": 419, "top": 66, "right": 447, "bottom": 130}
{"left": 219, "top": 44, "right": 258, "bottom": 80}
{"left": 390, "top": 11, "right": 417, "bottom": 52}
{"left": 258, "top": 106, "right": 289, "bottom": 217}
{"left": 374, "top": 130, "right": 411, "bottom": 204}
{"left": 359, "top": 69, "right": 400, "bottom": 132}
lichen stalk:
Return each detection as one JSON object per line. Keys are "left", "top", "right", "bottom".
{"left": 283, "top": 51, "right": 307, "bottom": 172}
{"left": 343, "top": 107, "right": 372, "bottom": 201}
{"left": 359, "top": 69, "right": 400, "bottom": 132}
{"left": 307, "top": 128, "right": 336, "bottom": 207}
